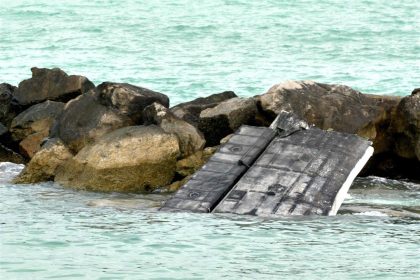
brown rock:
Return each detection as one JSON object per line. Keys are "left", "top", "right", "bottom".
{"left": 198, "top": 97, "right": 257, "bottom": 146}
{"left": 143, "top": 102, "right": 205, "bottom": 157}
{"left": 176, "top": 147, "right": 217, "bottom": 177}
{"left": 13, "top": 67, "right": 94, "bottom": 106}
{"left": 171, "top": 91, "right": 237, "bottom": 126}
{"left": 257, "top": 80, "right": 400, "bottom": 153}
{"left": 391, "top": 93, "right": 420, "bottom": 160}
{"left": 55, "top": 126, "right": 180, "bottom": 193}
{"left": 13, "top": 138, "right": 73, "bottom": 183}
{"left": 52, "top": 82, "right": 170, "bottom": 153}
{"left": 0, "top": 83, "right": 22, "bottom": 127}
{"left": 97, "top": 82, "right": 170, "bottom": 123}
{"left": 51, "top": 90, "right": 133, "bottom": 152}
{"left": 167, "top": 175, "right": 192, "bottom": 192}
{"left": 0, "top": 143, "right": 25, "bottom": 164}
{"left": 19, "top": 131, "right": 49, "bottom": 158}
{"left": 10, "top": 101, "right": 65, "bottom": 157}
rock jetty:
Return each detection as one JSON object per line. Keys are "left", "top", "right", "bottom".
{"left": 1, "top": 67, "right": 418, "bottom": 192}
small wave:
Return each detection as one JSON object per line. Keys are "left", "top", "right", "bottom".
{"left": 0, "top": 162, "right": 24, "bottom": 184}
{"left": 354, "top": 211, "right": 389, "bottom": 217}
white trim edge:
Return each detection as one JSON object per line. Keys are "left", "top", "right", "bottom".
{"left": 328, "top": 146, "right": 374, "bottom": 216}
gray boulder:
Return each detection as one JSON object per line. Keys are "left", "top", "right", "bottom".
{"left": 171, "top": 91, "right": 237, "bottom": 126}
{"left": 97, "top": 82, "right": 170, "bottom": 123}
{"left": 143, "top": 102, "right": 205, "bottom": 157}
{"left": 13, "top": 67, "right": 95, "bottom": 106}
{"left": 198, "top": 97, "right": 258, "bottom": 146}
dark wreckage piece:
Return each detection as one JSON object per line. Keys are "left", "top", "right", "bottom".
{"left": 161, "top": 111, "right": 373, "bottom": 216}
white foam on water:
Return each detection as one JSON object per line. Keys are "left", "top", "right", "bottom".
{"left": 0, "top": 162, "right": 25, "bottom": 184}
{"left": 354, "top": 211, "right": 389, "bottom": 217}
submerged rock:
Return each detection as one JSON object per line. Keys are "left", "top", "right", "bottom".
{"left": 13, "top": 67, "right": 95, "bottom": 106}
{"left": 143, "top": 102, "right": 205, "bottom": 157}
{"left": 198, "top": 97, "right": 257, "bottom": 146}
{"left": 171, "top": 91, "right": 237, "bottom": 126}
{"left": 55, "top": 126, "right": 180, "bottom": 193}
{"left": 13, "top": 138, "right": 73, "bottom": 184}
{"left": 10, "top": 101, "right": 65, "bottom": 158}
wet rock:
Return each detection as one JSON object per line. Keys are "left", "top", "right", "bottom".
{"left": 55, "top": 126, "right": 180, "bottom": 193}
{"left": 10, "top": 101, "right": 65, "bottom": 157}
{"left": 52, "top": 90, "right": 133, "bottom": 153}
{"left": 52, "top": 82, "right": 169, "bottom": 153}
{"left": 0, "top": 143, "right": 25, "bottom": 164}
{"left": 0, "top": 83, "right": 22, "bottom": 127}
{"left": 0, "top": 123, "right": 7, "bottom": 137}
{"left": 220, "top": 133, "right": 233, "bottom": 145}
{"left": 167, "top": 175, "right": 192, "bottom": 192}
{"left": 96, "top": 82, "right": 170, "bottom": 123}
{"left": 257, "top": 80, "right": 400, "bottom": 153}
{"left": 198, "top": 97, "right": 257, "bottom": 146}
{"left": 13, "top": 138, "right": 73, "bottom": 184}
{"left": 175, "top": 146, "right": 217, "bottom": 177}
{"left": 13, "top": 67, "right": 95, "bottom": 106}
{"left": 391, "top": 93, "right": 420, "bottom": 160}
{"left": 171, "top": 91, "right": 237, "bottom": 126}
{"left": 143, "top": 102, "right": 205, "bottom": 157}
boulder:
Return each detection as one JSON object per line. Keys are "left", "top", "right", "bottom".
{"left": 52, "top": 82, "right": 170, "bottom": 153}
{"left": 171, "top": 91, "right": 237, "bottom": 126}
{"left": 52, "top": 90, "right": 133, "bottom": 152}
{"left": 55, "top": 126, "right": 180, "bottom": 193}
{"left": 0, "top": 83, "right": 22, "bottom": 127}
{"left": 257, "top": 80, "right": 400, "bottom": 153}
{"left": 391, "top": 92, "right": 420, "bottom": 160}
{"left": 10, "top": 101, "right": 65, "bottom": 157}
{"left": 198, "top": 97, "right": 258, "bottom": 146}
{"left": 143, "top": 102, "right": 205, "bottom": 157}
{"left": 13, "top": 138, "right": 73, "bottom": 184}
{"left": 13, "top": 67, "right": 95, "bottom": 106}
{"left": 96, "top": 82, "right": 170, "bottom": 123}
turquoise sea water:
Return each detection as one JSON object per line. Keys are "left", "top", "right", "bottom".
{"left": 1, "top": 1, "right": 420, "bottom": 279}
{"left": 1, "top": 0, "right": 419, "bottom": 104}
{"left": 0, "top": 163, "right": 419, "bottom": 279}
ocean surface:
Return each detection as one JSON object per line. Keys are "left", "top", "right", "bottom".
{"left": 0, "top": 163, "right": 419, "bottom": 279}
{"left": 1, "top": 0, "right": 420, "bottom": 279}
{"left": 1, "top": 0, "right": 419, "bottom": 104}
